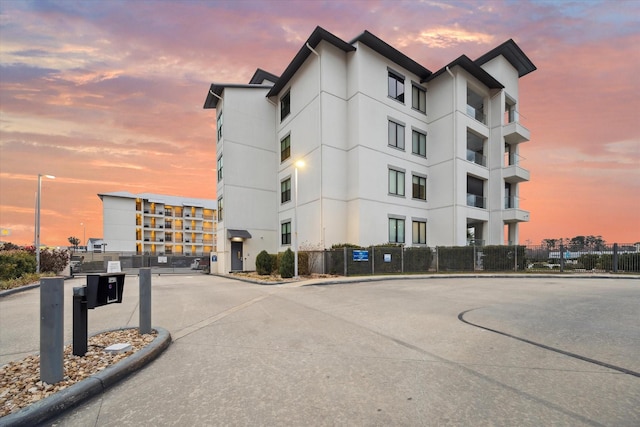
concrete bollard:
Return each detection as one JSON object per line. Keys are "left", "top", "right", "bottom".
{"left": 40, "top": 277, "right": 64, "bottom": 384}
{"left": 139, "top": 268, "right": 152, "bottom": 334}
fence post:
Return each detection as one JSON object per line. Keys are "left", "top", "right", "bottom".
{"left": 435, "top": 247, "right": 439, "bottom": 272}
{"left": 139, "top": 268, "right": 152, "bottom": 334}
{"left": 343, "top": 247, "right": 347, "bottom": 276}
{"left": 514, "top": 244, "right": 518, "bottom": 272}
{"left": 371, "top": 247, "right": 375, "bottom": 275}
{"left": 401, "top": 246, "right": 405, "bottom": 273}
{"left": 613, "top": 243, "right": 619, "bottom": 273}
{"left": 560, "top": 244, "right": 565, "bottom": 272}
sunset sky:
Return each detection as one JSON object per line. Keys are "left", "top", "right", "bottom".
{"left": 1, "top": 0, "right": 638, "bottom": 248}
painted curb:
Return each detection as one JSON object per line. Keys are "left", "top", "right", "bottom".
{"left": 0, "top": 327, "right": 171, "bottom": 427}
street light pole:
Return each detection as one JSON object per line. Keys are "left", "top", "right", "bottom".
{"left": 293, "top": 160, "right": 305, "bottom": 278}
{"left": 36, "top": 174, "right": 55, "bottom": 273}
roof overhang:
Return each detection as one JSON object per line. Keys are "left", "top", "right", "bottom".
{"left": 266, "top": 26, "right": 356, "bottom": 98}
{"left": 227, "top": 229, "right": 252, "bottom": 241}
{"left": 350, "top": 30, "right": 432, "bottom": 80}
{"left": 425, "top": 55, "right": 504, "bottom": 89}
{"left": 203, "top": 83, "right": 271, "bottom": 109}
{"left": 474, "top": 39, "right": 537, "bottom": 78}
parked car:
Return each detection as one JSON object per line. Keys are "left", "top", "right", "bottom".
{"left": 190, "top": 259, "right": 202, "bottom": 270}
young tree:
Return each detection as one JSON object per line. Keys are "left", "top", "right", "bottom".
{"left": 68, "top": 236, "right": 80, "bottom": 252}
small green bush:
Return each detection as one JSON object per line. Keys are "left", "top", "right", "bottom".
{"left": 298, "top": 251, "right": 310, "bottom": 276}
{"left": 279, "top": 249, "right": 295, "bottom": 278}
{"left": 0, "top": 250, "right": 36, "bottom": 281}
{"left": 256, "top": 250, "right": 273, "bottom": 275}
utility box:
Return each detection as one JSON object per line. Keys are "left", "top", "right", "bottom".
{"left": 86, "top": 273, "right": 125, "bottom": 309}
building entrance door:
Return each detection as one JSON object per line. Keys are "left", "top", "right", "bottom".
{"left": 231, "top": 241, "right": 243, "bottom": 271}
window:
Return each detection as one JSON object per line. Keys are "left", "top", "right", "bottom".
{"left": 280, "top": 91, "right": 290, "bottom": 121}
{"left": 389, "top": 169, "right": 405, "bottom": 196}
{"left": 412, "top": 175, "right": 426, "bottom": 200}
{"left": 216, "top": 113, "right": 223, "bottom": 141}
{"left": 217, "top": 197, "right": 223, "bottom": 221}
{"left": 467, "top": 175, "right": 485, "bottom": 209}
{"left": 412, "top": 84, "right": 426, "bottom": 113}
{"left": 389, "top": 218, "right": 405, "bottom": 244}
{"left": 281, "top": 177, "right": 291, "bottom": 203}
{"left": 388, "top": 71, "right": 405, "bottom": 103}
{"left": 412, "top": 221, "right": 426, "bottom": 244}
{"left": 281, "top": 135, "right": 291, "bottom": 162}
{"left": 388, "top": 120, "right": 405, "bottom": 150}
{"left": 412, "top": 130, "right": 426, "bottom": 157}
{"left": 217, "top": 155, "right": 223, "bottom": 182}
{"left": 281, "top": 221, "right": 291, "bottom": 245}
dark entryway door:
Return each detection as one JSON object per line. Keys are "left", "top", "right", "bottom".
{"left": 231, "top": 241, "right": 243, "bottom": 271}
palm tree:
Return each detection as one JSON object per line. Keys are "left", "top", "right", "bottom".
{"left": 68, "top": 236, "right": 80, "bottom": 252}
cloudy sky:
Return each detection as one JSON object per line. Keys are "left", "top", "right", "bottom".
{"left": 1, "top": 0, "right": 638, "bottom": 248}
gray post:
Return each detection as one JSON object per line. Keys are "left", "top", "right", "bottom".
{"left": 139, "top": 268, "right": 152, "bottom": 334}
{"left": 40, "top": 277, "right": 64, "bottom": 384}
{"left": 72, "top": 287, "right": 88, "bottom": 356}
{"left": 613, "top": 243, "right": 619, "bottom": 273}
{"left": 560, "top": 244, "right": 565, "bottom": 272}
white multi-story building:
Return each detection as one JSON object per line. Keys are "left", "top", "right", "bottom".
{"left": 204, "top": 27, "right": 535, "bottom": 273}
{"left": 99, "top": 192, "right": 217, "bottom": 255}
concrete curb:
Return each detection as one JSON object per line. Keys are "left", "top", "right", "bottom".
{"left": 0, "top": 327, "right": 171, "bottom": 427}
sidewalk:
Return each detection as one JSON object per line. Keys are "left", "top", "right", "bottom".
{"left": 2, "top": 274, "right": 639, "bottom": 426}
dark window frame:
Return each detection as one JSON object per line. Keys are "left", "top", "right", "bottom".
{"left": 281, "top": 177, "right": 292, "bottom": 204}
{"left": 388, "top": 71, "right": 405, "bottom": 103}
{"left": 280, "top": 91, "right": 291, "bottom": 121}
{"left": 412, "top": 175, "right": 426, "bottom": 200}
{"left": 280, "top": 135, "right": 291, "bottom": 162}
{"left": 281, "top": 221, "right": 291, "bottom": 245}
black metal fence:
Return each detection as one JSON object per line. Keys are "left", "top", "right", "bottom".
{"left": 309, "top": 243, "right": 640, "bottom": 276}
{"left": 73, "top": 254, "right": 208, "bottom": 274}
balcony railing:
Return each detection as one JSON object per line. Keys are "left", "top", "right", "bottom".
{"left": 505, "top": 196, "right": 520, "bottom": 209}
{"left": 467, "top": 193, "right": 486, "bottom": 209}
{"left": 466, "top": 149, "right": 487, "bottom": 167}
{"left": 466, "top": 105, "right": 486, "bottom": 125}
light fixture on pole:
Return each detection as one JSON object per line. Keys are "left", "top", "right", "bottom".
{"left": 36, "top": 174, "right": 55, "bottom": 274}
{"left": 293, "top": 160, "right": 305, "bottom": 278}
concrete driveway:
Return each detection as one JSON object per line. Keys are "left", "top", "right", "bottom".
{"left": 1, "top": 274, "right": 638, "bottom": 426}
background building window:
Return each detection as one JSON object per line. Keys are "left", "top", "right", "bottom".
{"left": 389, "top": 218, "right": 405, "bottom": 243}
{"left": 217, "top": 197, "right": 223, "bottom": 221}
{"left": 412, "top": 85, "right": 426, "bottom": 113}
{"left": 412, "top": 221, "right": 426, "bottom": 244}
{"left": 412, "top": 130, "right": 426, "bottom": 157}
{"left": 217, "top": 155, "right": 223, "bottom": 182}
{"left": 281, "top": 178, "right": 291, "bottom": 203}
{"left": 412, "top": 175, "right": 426, "bottom": 200}
{"left": 281, "top": 221, "right": 291, "bottom": 245}
{"left": 389, "top": 169, "right": 405, "bottom": 196}
{"left": 388, "top": 71, "right": 404, "bottom": 103}
{"left": 216, "top": 113, "right": 223, "bottom": 141}
{"left": 281, "top": 91, "right": 290, "bottom": 121}
{"left": 281, "top": 135, "right": 291, "bottom": 162}
{"left": 388, "top": 121, "right": 405, "bottom": 150}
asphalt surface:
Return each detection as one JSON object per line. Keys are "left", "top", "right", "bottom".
{"left": 1, "top": 274, "right": 639, "bottom": 426}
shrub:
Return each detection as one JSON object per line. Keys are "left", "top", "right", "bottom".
{"left": 279, "top": 248, "right": 295, "bottom": 278}
{"left": 482, "top": 245, "right": 526, "bottom": 271}
{"left": 437, "top": 246, "right": 474, "bottom": 271}
{"left": 577, "top": 254, "right": 600, "bottom": 270}
{"left": 298, "top": 251, "right": 310, "bottom": 276}
{"left": 0, "top": 250, "right": 37, "bottom": 280}
{"left": 256, "top": 250, "right": 273, "bottom": 275}
{"left": 40, "top": 248, "right": 71, "bottom": 274}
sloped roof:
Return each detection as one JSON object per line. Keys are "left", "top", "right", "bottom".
{"left": 249, "top": 68, "right": 279, "bottom": 85}
{"left": 350, "top": 30, "right": 431, "bottom": 80}
{"left": 475, "top": 39, "right": 537, "bottom": 77}
{"left": 265, "top": 26, "right": 355, "bottom": 98}
{"left": 425, "top": 55, "right": 504, "bottom": 89}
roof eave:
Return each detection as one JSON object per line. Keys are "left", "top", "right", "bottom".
{"left": 266, "top": 26, "right": 356, "bottom": 98}
{"left": 475, "top": 39, "right": 537, "bottom": 78}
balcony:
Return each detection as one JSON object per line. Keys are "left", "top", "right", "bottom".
{"left": 503, "top": 208, "right": 530, "bottom": 223}
{"left": 503, "top": 164, "right": 530, "bottom": 183}
{"left": 466, "top": 149, "right": 487, "bottom": 167}
{"left": 504, "top": 121, "right": 530, "bottom": 144}
{"left": 466, "top": 105, "right": 486, "bottom": 125}
{"left": 466, "top": 193, "right": 486, "bottom": 209}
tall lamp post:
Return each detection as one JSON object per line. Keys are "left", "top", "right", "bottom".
{"left": 80, "top": 222, "right": 86, "bottom": 252}
{"left": 294, "top": 160, "right": 305, "bottom": 278}
{"left": 36, "top": 174, "right": 55, "bottom": 273}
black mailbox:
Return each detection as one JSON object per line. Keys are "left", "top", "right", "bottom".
{"left": 86, "top": 273, "right": 125, "bottom": 309}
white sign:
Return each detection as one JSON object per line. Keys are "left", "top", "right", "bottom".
{"left": 158, "top": 256, "right": 168, "bottom": 264}
{"left": 384, "top": 254, "right": 391, "bottom": 263}
{"left": 107, "top": 261, "right": 122, "bottom": 273}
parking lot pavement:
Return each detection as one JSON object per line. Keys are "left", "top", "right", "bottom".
{"left": 2, "top": 275, "right": 639, "bottom": 426}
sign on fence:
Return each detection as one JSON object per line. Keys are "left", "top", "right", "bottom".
{"left": 353, "top": 250, "right": 369, "bottom": 262}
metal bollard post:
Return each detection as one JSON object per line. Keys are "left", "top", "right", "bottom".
{"left": 40, "top": 277, "right": 64, "bottom": 384}
{"left": 73, "top": 286, "right": 88, "bottom": 356}
{"left": 139, "top": 268, "right": 152, "bottom": 334}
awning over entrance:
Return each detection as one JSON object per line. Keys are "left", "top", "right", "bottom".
{"left": 227, "top": 229, "right": 252, "bottom": 240}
